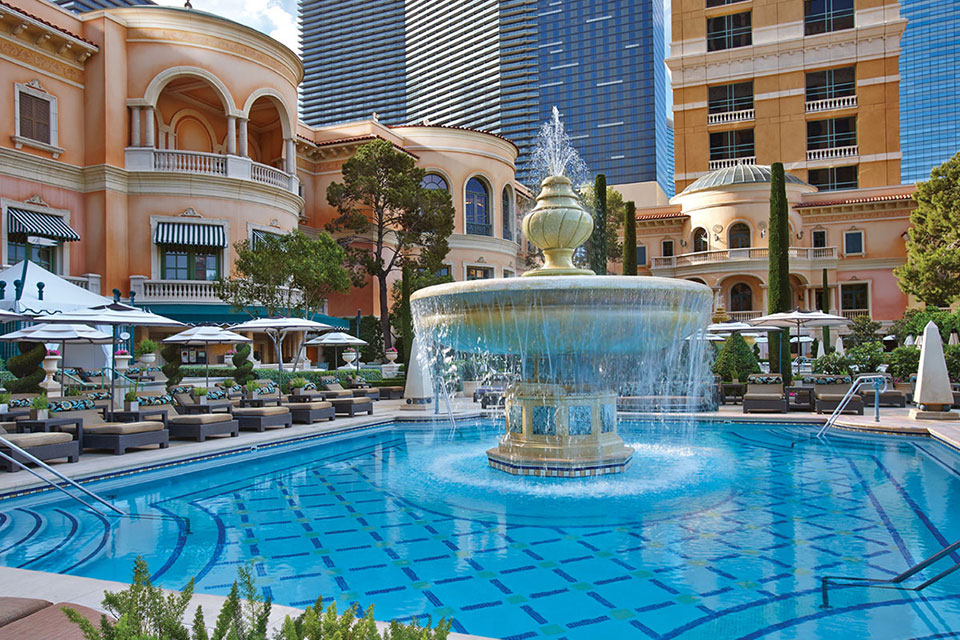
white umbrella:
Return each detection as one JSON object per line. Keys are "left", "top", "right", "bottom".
{"left": 0, "top": 323, "right": 115, "bottom": 393}
{"left": 835, "top": 336, "right": 845, "bottom": 356}
{"left": 905, "top": 335, "right": 915, "bottom": 347}
{"left": 752, "top": 309, "right": 849, "bottom": 360}
{"left": 34, "top": 302, "right": 185, "bottom": 416}
{"left": 0, "top": 309, "right": 27, "bottom": 322}
{"left": 949, "top": 332, "right": 959, "bottom": 346}
{"left": 162, "top": 326, "right": 252, "bottom": 388}
{"left": 304, "top": 331, "right": 368, "bottom": 370}
{"left": 790, "top": 336, "right": 814, "bottom": 343}
{"left": 230, "top": 317, "right": 334, "bottom": 394}
{"left": 916, "top": 333, "right": 925, "bottom": 350}
{"left": 707, "top": 321, "right": 753, "bottom": 333}
{"left": 816, "top": 339, "right": 826, "bottom": 359}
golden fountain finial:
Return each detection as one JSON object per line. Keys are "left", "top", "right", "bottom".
{"left": 521, "top": 175, "right": 595, "bottom": 276}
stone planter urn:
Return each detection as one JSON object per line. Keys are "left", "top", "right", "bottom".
{"left": 40, "top": 355, "right": 61, "bottom": 396}
{"left": 385, "top": 351, "right": 398, "bottom": 364}
{"left": 139, "top": 353, "right": 157, "bottom": 367}
{"left": 115, "top": 354, "right": 132, "bottom": 372}
{"left": 343, "top": 351, "right": 357, "bottom": 367}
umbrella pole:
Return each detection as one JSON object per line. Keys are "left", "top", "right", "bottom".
{"left": 110, "top": 326, "right": 117, "bottom": 420}
{"left": 205, "top": 342, "right": 210, "bottom": 390}
{"left": 274, "top": 331, "right": 283, "bottom": 400}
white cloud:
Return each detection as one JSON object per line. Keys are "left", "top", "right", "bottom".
{"left": 153, "top": 0, "right": 300, "bottom": 54}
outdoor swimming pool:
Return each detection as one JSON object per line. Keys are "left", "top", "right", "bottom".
{"left": 1, "top": 419, "right": 959, "bottom": 639}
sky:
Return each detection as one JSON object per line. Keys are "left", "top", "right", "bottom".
{"left": 153, "top": 0, "right": 300, "bottom": 53}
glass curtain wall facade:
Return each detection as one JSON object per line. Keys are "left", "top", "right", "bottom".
{"left": 300, "top": 0, "right": 407, "bottom": 126}
{"left": 899, "top": 0, "right": 960, "bottom": 183}
{"left": 52, "top": 0, "right": 154, "bottom": 11}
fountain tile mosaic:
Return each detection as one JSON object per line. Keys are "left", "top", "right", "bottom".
{"left": 2, "top": 421, "right": 960, "bottom": 639}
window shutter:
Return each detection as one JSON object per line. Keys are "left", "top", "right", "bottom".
{"left": 33, "top": 95, "right": 50, "bottom": 143}
{"left": 18, "top": 92, "right": 34, "bottom": 141}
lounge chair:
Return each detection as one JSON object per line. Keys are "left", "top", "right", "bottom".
{"left": 813, "top": 375, "right": 863, "bottom": 415}
{"left": 859, "top": 376, "right": 907, "bottom": 407}
{"left": 378, "top": 386, "right": 405, "bottom": 399}
{"left": 82, "top": 421, "right": 169, "bottom": 455}
{"left": 330, "top": 397, "right": 373, "bottom": 416}
{"left": 323, "top": 377, "right": 379, "bottom": 400}
{"left": 0, "top": 597, "right": 110, "bottom": 640}
{"left": 742, "top": 375, "right": 788, "bottom": 414}
{"left": 168, "top": 413, "right": 240, "bottom": 441}
{"left": 233, "top": 406, "right": 292, "bottom": 431}
{"left": 284, "top": 401, "right": 335, "bottom": 424}
{"left": 0, "top": 424, "right": 79, "bottom": 472}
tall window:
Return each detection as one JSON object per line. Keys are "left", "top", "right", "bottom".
{"left": 161, "top": 247, "right": 221, "bottom": 280}
{"left": 6, "top": 238, "right": 55, "bottom": 272}
{"left": 807, "top": 117, "right": 856, "bottom": 151}
{"left": 662, "top": 240, "right": 674, "bottom": 257}
{"left": 708, "top": 82, "right": 754, "bottom": 114}
{"left": 730, "top": 283, "right": 753, "bottom": 311}
{"left": 636, "top": 245, "right": 647, "bottom": 266}
{"left": 421, "top": 174, "right": 448, "bottom": 191}
{"left": 18, "top": 92, "right": 52, "bottom": 144}
{"left": 465, "top": 178, "right": 491, "bottom": 236}
{"left": 843, "top": 230, "right": 864, "bottom": 255}
{"left": 808, "top": 166, "right": 858, "bottom": 191}
{"left": 710, "top": 129, "right": 755, "bottom": 162}
{"left": 728, "top": 223, "right": 751, "bottom": 248}
{"left": 840, "top": 282, "right": 868, "bottom": 311}
{"left": 693, "top": 228, "right": 709, "bottom": 252}
{"left": 707, "top": 12, "right": 751, "bottom": 52}
{"left": 502, "top": 186, "right": 513, "bottom": 241}
{"left": 806, "top": 67, "right": 856, "bottom": 102}
{"left": 812, "top": 229, "right": 827, "bottom": 248}
{"left": 804, "top": 0, "right": 854, "bottom": 36}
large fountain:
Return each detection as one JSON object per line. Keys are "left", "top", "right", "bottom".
{"left": 411, "top": 110, "right": 713, "bottom": 477}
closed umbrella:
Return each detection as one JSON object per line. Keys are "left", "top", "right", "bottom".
{"left": 304, "top": 331, "right": 368, "bottom": 371}
{"left": 162, "top": 326, "right": 252, "bottom": 388}
{"left": 950, "top": 332, "right": 959, "bottom": 346}
{"left": 905, "top": 335, "right": 915, "bottom": 347}
{"left": 816, "top": 339, "right": 826, "bottom": 359}
{"left": 835, "top": 336, "right": 845, "bottom": 356}
{"left": 230, "top": 317, "right": 334, "bottom": 395}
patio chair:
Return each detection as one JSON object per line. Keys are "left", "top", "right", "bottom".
{"left": 233, "top": 406, "right": 292, "bottom": 431}
{"left": 284, "top": 400, "right": 335, "bottom": 424}
{"left": 168, "top": 413, "right": 240, "bottom": 441}
{"left": 0, "top": 424, "right": 79, "bottom": 472}
{"left": 742, "top": 375, "right": 788, "bottom": 414}
{"left": 859, "top": 376, "right": 907, "bottom": 408}
{"left": 82, "top": 421, "right": 169, "bottom": 455}
{"left": 322, "top": 377, "right": 374, "bottom": 399}
{"left": 378, "top": 386, "right": 405, "bottom": 399}
{"left": 330, "top": 396, "right": 373, "bottom": 417}
{"left": 813, "top": 375, "right": 863, "bottom": 415}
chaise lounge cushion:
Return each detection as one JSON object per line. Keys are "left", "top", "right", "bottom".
{"left": 169, "top": 413, "right": 233, "bottom": 425}
{"left": 0, "top": 602, "right": 108, "bottom": 640}
{"left": 285, "top": 401, "right": 332, "bottom": 410}
{"left": 233, "top": 406, "right": 289, "bottom": 417}
{"left": 85, "top": 421, "right": 164, "bottom": 435}
{"left": 0, "top": 432, "right": 74, "bottom": 448}
{"left": 0, "top": 597, "right": 51, "bottom": 628}
{"left": 743, "top": 393, "right": 784, "bottom": 400}
{"left": 331, "top": 397, "right": 369, "bottom": 405}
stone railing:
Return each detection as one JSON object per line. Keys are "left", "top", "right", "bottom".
{"left": 130, "top": 276, "right": 308, "bottom": 307}
{"left": 805, "top": 95, "right": 857, "bottom": 113}
{"left": 63, "top": 273, "right": 102, "bottom": 295}
{"left": 728, "top": 310, "right": 763, "bottom": 322}
{"left": 708, "top": 156, "right": 756, "bottom": 170}
{"left": 841, "top": 308, "right": 870, "bottom": 320}
{"left": 707, "top": 108, "right": 755, "bottom": 125}
{"left": 124, "top": 148, "right": 298, "bottom": 195}
{"left": 806, "top": 145, "right": 858, "bottom": 161}
{"left": 651, "top": 246, "right": 838, "bottom": 269}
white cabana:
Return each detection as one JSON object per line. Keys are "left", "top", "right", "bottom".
{"left": 0, "top": 261, "right": 110, "bottom": 315}
{"left": 0, "top": 323, "right": 114, "bottom": 394}
{"left": 163, "top": 326, "right": 252, "bottom": 388}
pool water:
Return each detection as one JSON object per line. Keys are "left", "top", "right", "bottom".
{"left": 2, "top": 420, "right": 960, "bottom": 639}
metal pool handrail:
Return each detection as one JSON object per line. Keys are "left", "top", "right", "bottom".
{"left": 0, "top": 435, "right": 124, "bottom": 517}
{"left": 821, "top": 538, "right": 960, "bottom": 608}
{"left": 816, "top": 374, "right": 888, "bottom": 438}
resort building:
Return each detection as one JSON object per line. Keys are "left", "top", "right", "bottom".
{"left": 669, "top": 0, "right": 905, "bottom": 194}
{"left": 0, "top": 0, "right": 523, "bottom": 358}
{"left": 298, "top": 0, "right": 675, "bottom": 198}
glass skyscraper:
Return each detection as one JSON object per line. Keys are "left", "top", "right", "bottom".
{"left": 299, "top": 0, "right": 673, "bottom": 194}
{"left": 899, "top": 0, "right": 960, "bottom": 183}
{"left": 52, "top": 0, "right": 154, "bottom": 11}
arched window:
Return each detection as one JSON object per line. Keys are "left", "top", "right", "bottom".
{"left": 693, "top": 227, "right": 709, "bottom": 252}
{"left": 466, "top": 177, "right": 491, "bottom": 236}
{"left": 730, "top": 283, "right": 753, "bottom": 311}
{"left": 502, "top": 186, "right": 513, "bottom": 241}
{"left": 729, "top": 222, "right": 751, "bottom": 248}
{"left": 421, "top": 173, "right": 448, "bottom": 191}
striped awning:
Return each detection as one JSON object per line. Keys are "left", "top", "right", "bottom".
{"left": 154, "top": 222, "right": 227, "bottom": 247}
{"left": 251, "top": 229, "right": 281, "bottom": 245}
{"left": 8, "top": 208, "right": 80, "bottom": 242}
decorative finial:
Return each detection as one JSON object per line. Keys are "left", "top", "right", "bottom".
{"left": 521, "top": 175, "right": 594, "bottom": 276}
{"left": 184, "top": 0, "right": 193, "bottom": 8}
{"left": 372, "top": 112, "right": 379, "bottom": 122}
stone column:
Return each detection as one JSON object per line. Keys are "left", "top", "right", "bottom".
{"left": 227, "top": 115, "right": 237, "bottom": 155}
{"left": 284, "top": 138, "right": 296, "bottom": 174}
{"left": 144, "top": 107, "right": 155, "bottom": 148}
{"left": 130, "top": 106, "right": 141, "bottom": 147}
{"left": 238, "top": 118, "right": 248, "bottom": 157}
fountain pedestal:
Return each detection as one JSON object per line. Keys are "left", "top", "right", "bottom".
{"left": 486, "top": 383, "right": 633, "bottom": 477}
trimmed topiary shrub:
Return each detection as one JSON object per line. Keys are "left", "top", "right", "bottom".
{"left": 160, "top": 343, "right": 183, "bottom": 391}
{"left": 768, "top": 162, "right": 791, "bottom": 385}
{"left": 232, "top": 343, "right": 255, "bottom": 385}
{"left": 713, "top": 333, "right": 761, "bottom": 382}
{"left": 886, "top": 346, "right": 920, "bottom": 381}
{"left": 6, "top": 342, "right": 44, "bottom": 393}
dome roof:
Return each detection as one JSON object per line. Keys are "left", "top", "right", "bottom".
{"left": 679, "top": 164, "right": 809, "bottom": 196}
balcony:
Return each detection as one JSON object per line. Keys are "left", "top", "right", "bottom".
{"left": 651, "top": 246, "right": 838, "bottom": 277}
{"left": 63, "top": 273, "right": 102, "bottom": 295}
{"left": 130, "top": 277, "right": 304, "bottom": 306}
{"left": 806, "top": 95, "right": 857, "bottom": 113}
{"left": 708, "top": 108, "right": 755, "bottom": 125}
{"left": 841, "top": 308, "right": 870, "bottom": 320}
{"left": 806, "top": 145, "right": 858, "bottom": 162}
{"left": 125, "top": 148, "right": 298, "bottom": 194}
{"left": 709, "top": 156, "right": 756, "bottom": 170}
{"left": 728, "top": 310, "right": 763, "bottom": 322}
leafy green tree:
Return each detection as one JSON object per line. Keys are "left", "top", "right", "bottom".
{"left": 846, "top": 341, "right": 884, "bottom": 372}
{"left": 327, "top": 139, "right": 455, "bottom": 350}
{"left": 215, "top": 230, "right": 351, "bottom": 320}
{"left": 767, "top": 162, "right": 792, "bottom": 383}
{"left": 5, "top": 342, "right": 44, "bottom": 393}
{"left": 813, "top": 352, "right": 853, "bottom": 374}
{"left": 891, "top": 308, "right": 959, "bottom": 343}
{"left": 845, "top": 315, "right": 882, "bottom": 348}
{"left": 945, "top": 344, "right": 960, "bottom": 382}
{"left": 885, "top": 346, "right": 920, "bottom": 381}
{"left": 895, "top": 151, "right": 960, "bottom": 306}
{"left": 712, "top": 333, "right": 761, "bottom": 382}
{"left": 622, "top": 200, "right": 637, "bottom": 275}
{"left": 589, "top": 174, "right": 608, "bottom": 273}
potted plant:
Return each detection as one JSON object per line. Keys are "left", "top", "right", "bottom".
{"left": 0, "top": 392, "right": 10, "bottom": 414}
{"left": 290, "top": 376, "right": 308, "bottom": 397}
{"left": 245, "top": 380, "right": 259, "bottom": 398}
{"left": 385, "top": 347, "right": 398, "bottom": 364}
{"left": 343, "top": 347, "right": 358, "bottom": 367}
{"left": 115, "top": 349, "right": 132, "bottom": 372}
{"left": 41, "top": 349, "right": 61, "bottom": 387}
{"left": 135, "top": 339, "right": 159, "bottom": 366}
{"left": 192, "top": 387, "right": 209, "bottom": 405}
{"left": 222, "top": 377, "right": 236, "bottom": 389}
{"left": 124, "top": 389, "right": 139, "bottom": 411}
{"left": 30, "top": 394, "right": 49, "bottom": 420}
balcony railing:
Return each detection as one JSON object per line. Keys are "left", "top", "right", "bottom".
{"left": 806, "top": 145, "right": 858, "bottom": 161}
{"left": 63, "top": 273, "right": 102, "bottom": 295}
{"left": 728, "top": 310, "right": 763, "bottom": 322}
{"left": 841, "top": 308, "right": 870, "bottom": 320}
{"left": 129, "top": 276, "right": 308, "bottom": 308}
{"left": 806, "top": 95, "right": 857, "bottom": 113}
{"left": 466, "top": 222, "right": 493, "bottom": 236}
{"left": 651, "top": 246, "right": 838, "bottom": 269}
{"left": 709, "top": 156, "right": 756, "bottom": 170}
{"left": 125, "top": 148, "right": 298, "bottom": 194}
{"left": 708, "top": 108, "right": 755, "bottom": 125}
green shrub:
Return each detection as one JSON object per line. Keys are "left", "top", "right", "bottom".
{"left": 813, "top": 352, "right": 852, "bottom": 374}
{"left": 124, "top": 389, "right": 138, "bottom": 402}
{"left": 192, "top": 387, "right": 208, "bottom": 397}
{"left": 945, "top": 344, "right": 960, "bottom": 382}
{"left": 180, "top": 367, "right": 389, "bottom": 386}
{"left": 885, "top": 346, "right": 920, "bottom": 381}
{"left": 712, "top": 333, "right": 760, "bottom": 382}
{"left": 6, "top": 342, "right": 44, "bottom": 393}
{"left": 161, "top": 343, "right": 184, "bottom": 391}
{"left": 290, "top": 376, "right": 308, "bottom": 389}
{"left": 232, "top": 343, "right": 255, "bottom": 386}
{"left": 844, "top": 317, "right": 882, "bottom": 349}
{"left": 223, "top": 377, "right": 235, "bottom": 388}
{"left": 0, "top": 392, "right": 10, "bottom": 404}
{"left": 846, "top": 340, "right": 885, "bottom": 373}
{"left": 135, "top": 339, "right": 159, "bottom": 358}
{"left": 31, "top": 394, "right": 49, "bottom": 410}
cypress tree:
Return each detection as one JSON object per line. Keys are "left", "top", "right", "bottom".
{"left": 767, "top": 163, "right": 792, "bottom": 383}
{"left": 400, "top": 263, "right": 413, "bottom": 366}
{"left": 590, "top": 174, "right": 608, "bottom": 274}
{"left": 821, "top": 267, "right": 831, "bottom": 352}
{"left": 622, "top": 200, "right": 637, "bottom": 275}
